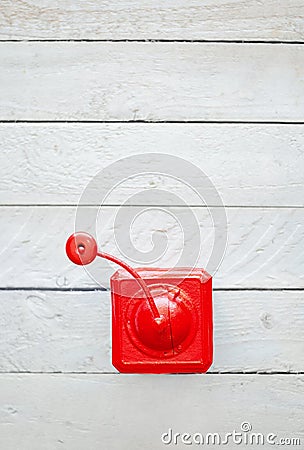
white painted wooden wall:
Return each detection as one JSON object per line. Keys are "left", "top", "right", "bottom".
{"left": 0, "top": 2, "right": 304, "bottom": 449}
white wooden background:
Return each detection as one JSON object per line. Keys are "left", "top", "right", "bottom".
{"left": 0, "top": 2, "right": 304, "bottom": 449}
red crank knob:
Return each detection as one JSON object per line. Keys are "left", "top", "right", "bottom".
{"left": 66, "top": 232, "right": 97, "bottom": 265}
{"left": 65, "top": 231, "right": 160, "bottom": 319}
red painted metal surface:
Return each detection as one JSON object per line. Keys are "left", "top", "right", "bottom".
{"left": 66, "top": 232, "right": 213, "bottom": 374}
{"left": 111, "top": 268, "right": 212, "bottom": 373}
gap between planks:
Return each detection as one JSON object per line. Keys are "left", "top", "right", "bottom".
{"left": 0, "top": 205, "right": 303, "bottom": 208}
{"left": 0, "top": 287, "right": 303, "bottom": 292}
{"left": 0, "top": 371, "right": 303, "bottom": 375}
{"left": 1, "top": 120, "right": 304, "bottom": 125}
{"left": 0, "top": 39, "right": 304, "bottom": 44}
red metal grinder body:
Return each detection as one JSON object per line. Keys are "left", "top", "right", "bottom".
{"left": 111, "top": 268, "right": 212, "bottom": 373}
{"left": 66, "top": 232, "right": 213, "bottom": 374}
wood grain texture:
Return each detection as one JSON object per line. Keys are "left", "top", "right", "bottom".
{"left": 0, "top": 374, "right": 303, "bottom": 450}
{"left": 1, "top": 124, "right": 304, "bottom": 207}
{"left": 0, "top": 1, "right": 303, "bottom": 42}
{"left": 0, "top": 2, "right": 302, "bottom": 447}
{"left": 1, "top": 206, "right": 303, "bottom": 289}
{"left": 1, "top": 43, "right": 304, "bottom": 122}
{"left": 0, "top": 290, "right": 303, "bottom": 374}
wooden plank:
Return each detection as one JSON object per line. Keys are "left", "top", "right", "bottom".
{"left": 0, "top": 1, "right": 303, "bottom": 42}
{"left": 1, "top": 124, "right": 304, "bottom": 207}
{"left": 1, "top": 43, "right": 304, "bottom": 122}
{"left": 0, "top": 374, "right": 302, "bottom": 450}
{"left": 0, "top": 290, "right": 303, "bottom": 373}
{"left": 1, "top": 206, "right": 303, "bottom": 289}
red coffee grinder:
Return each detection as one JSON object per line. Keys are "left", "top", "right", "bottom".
{"left": 66, "top": 232, "right": 213, "bottom": 374}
